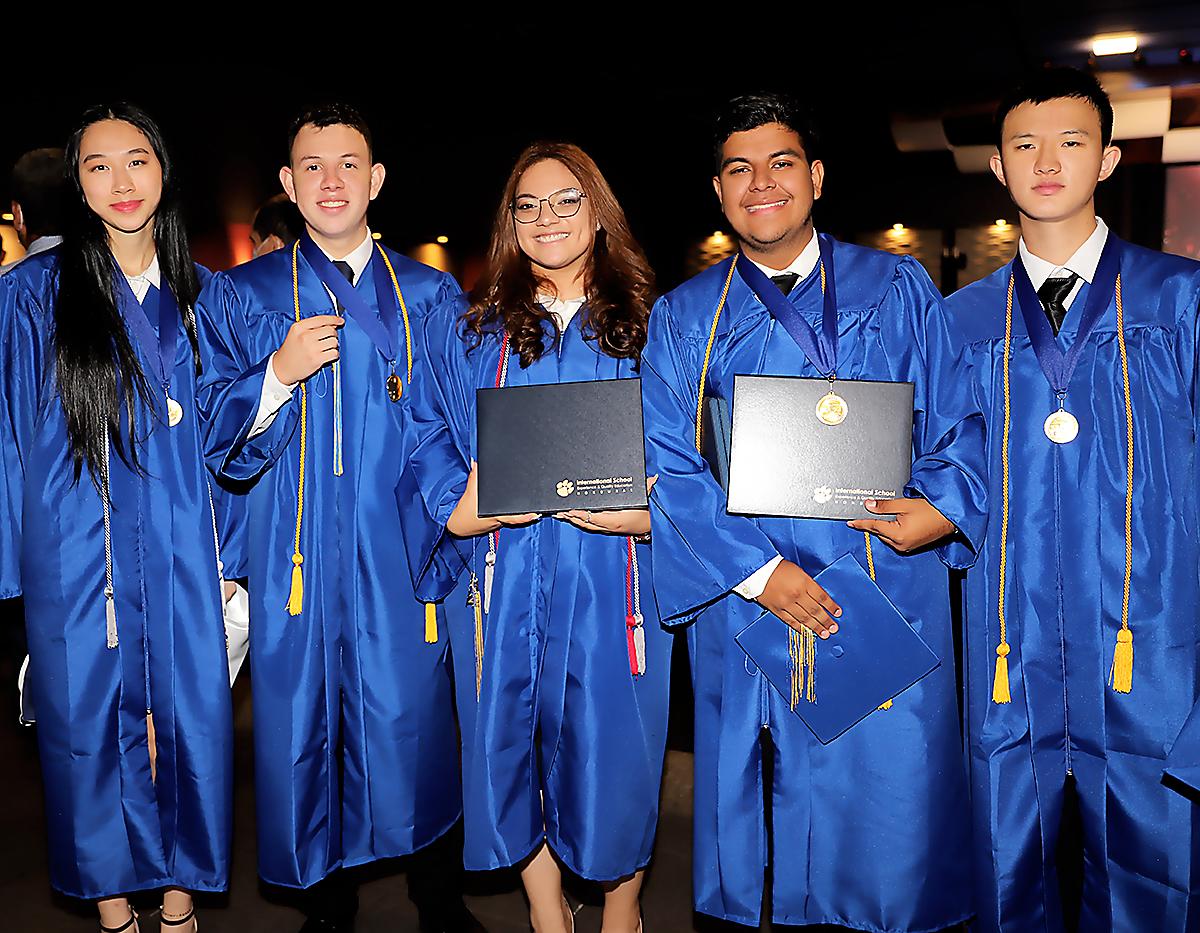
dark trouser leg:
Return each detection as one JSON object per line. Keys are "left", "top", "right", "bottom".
{"left": 1055, "top": 772, "right": 1084, "bottom": 933}
{"left": 300, "top": 869, "right": 359, "bottom": 931}
{"left": 408, "top": 819, "right": 485, "bottom": 932}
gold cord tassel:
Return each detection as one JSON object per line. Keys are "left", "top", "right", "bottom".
{"left": 287, "top": 554, "right": 304, "bottom": 616}
{"left": 1110, "top": 629, "right": 1133, "bottom": 693}
{"left": 473, "top": 589, "right": 484, "bottom": 700}
{"left": 865, "top": 532, "right": 894, "bottom": 711}
{"left": 788, "top": 628, "right": 801, "bottom": 710}
{"left": 993, "top": 276, "right": 1016, "bottom": 704}
{"left": 424, "top": 602, "right": 438, "bottom": 644}
{"left": 993, "top": 643, "right": 1012, "bottom": 704}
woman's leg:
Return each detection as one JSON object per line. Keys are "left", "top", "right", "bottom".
{"left": 160, "top": 888, "right": 195, "bottom": 930}
{"left": 520, "top": 843, "right": 573, "bottom": 933}
{"left": 97, "top": 896, "right": 136, "bottom": 931}
{"left": 601, "top": 870, "right": 644, "bottom": 933}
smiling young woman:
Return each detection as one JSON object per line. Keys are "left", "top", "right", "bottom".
{"left": 0, "top": 103, "right": 237, "bottom": 933}
{"left": 405, "top": 141, "right": 664, "bottom": 933}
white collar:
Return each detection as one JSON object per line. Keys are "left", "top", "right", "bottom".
{"left": 124, "top": 254, "right": 161, "bottom": 303}
{"left": 748, "top": 230, "right": 821, "bottom": 285}
{"left": 317, "top": 228, "right": 376, "bottom": 285}
{"left": 537, "top": 294, "right": 586, "bottom": 329}
{"left": 1018, "top": 217, "right": 1108, "bottom": 290}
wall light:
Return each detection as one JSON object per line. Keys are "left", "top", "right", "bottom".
{"left": 892, "top": 223, "right": 905, "bottom": 232}
{"left": 371, "top": 232, "right": 382, "bottom": 240}
{"left": 436, "top": 235, "right": 449, "bottom": 244}
{"left": 995, "top": 219, "right": 1008, "bottom": 228}
{"left": 1092, "top": 34, "right": 1138, "bottom": 56}
{"left": 0, "top": 213, "right": 12, "bottom": 222}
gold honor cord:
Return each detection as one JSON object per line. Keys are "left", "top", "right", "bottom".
{"left": 993, "top": 272, "right": 1134, "bottom": 703}
{"left": 285, "top": 241, "right": 439, "bottom": 642}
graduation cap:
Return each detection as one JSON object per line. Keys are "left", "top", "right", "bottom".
{"left": 735, "top": 553, "right": 940, "bottom": 744}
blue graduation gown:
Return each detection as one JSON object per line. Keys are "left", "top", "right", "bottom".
{"left": 403, "top": 299, "right": 671, "bottom": 882}
{"left": 1167, "top": 700, "right": 1200, "bottom": 799}
{"left": 946, "top": 237, "right": 1200, "bottom": 933}
{"left": 194, "top": 243, "right": 463, "bottom": 889}
{"left": 0, "top": 251, "right": 233, "bottom": 900}
{"left": 641, "top": 237, "right": 986, "bottom": 930}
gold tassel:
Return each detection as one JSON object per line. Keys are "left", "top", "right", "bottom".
{"left": 992, "top": 642, "right": 1012, "bottom": 704}
{"left": 1110, "top": 628, "right": 1133, "bottom": 694}
{"left": 424, "top": 602, "right": 438, "bottom": 644}
{"left": 287, "top": 553, "right": 304, "bottom": 616}
{"left": 473, "top": 589, "right": 484, "bottom": 700}
{"left": 878, "top": 699, "right": 894, "bottom": 711}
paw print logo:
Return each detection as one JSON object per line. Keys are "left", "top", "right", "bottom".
{"left": 556, "top": 479, "right": 575, "bottom": 497}
{"left": 813, "top": 485, "right": 833, "bottom": 504}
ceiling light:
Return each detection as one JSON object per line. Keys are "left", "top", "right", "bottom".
{"left": 1092, "top": 34, "right": 1138, "bottom": 56}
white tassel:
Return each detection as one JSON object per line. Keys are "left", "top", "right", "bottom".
{"left": 105, "top": 587, "right": 118, "bottom": 649}
{"left": 483, "top": 549, "right": 496, "bottom": 615}
{"left": 632, "top": 613, "right": 646, "bottom": 676}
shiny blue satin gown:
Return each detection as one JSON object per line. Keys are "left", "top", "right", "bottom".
{"left": 403, "top": 298, "right": 671, "bottom": 881}
{"left": 641, "top": 237, "right": 986, "bottom": 930}
{"left": 946, "top": 236, "right": 1200, "bottom": 933}
{"left": 194, "top": 242, "right": 463, "bottom": 889}
{"left": 0, "top": 251, "right": 233, "bottom": 900}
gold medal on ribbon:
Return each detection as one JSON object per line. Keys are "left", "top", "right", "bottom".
{"left": 1043, "top": 408, "right": 1079, "bottom": 444}
{"left": 166, "top": 396, "right": 184, "bottom": 427}
{"left": 815, "top": 390, "right": 848, "bottom": 426}
{"left": 386, "top": 372, "right": 403, "bottom": 403}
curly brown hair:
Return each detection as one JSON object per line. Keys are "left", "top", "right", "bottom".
{"left": 462, "top": 141, "right": 655, "bottom": 369}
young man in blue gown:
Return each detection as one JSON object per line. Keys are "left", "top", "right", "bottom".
{"left": 640, "top": 92, "right": 987, "bottom": 931}
{"left": 195, "top": 105, "right": 481, "bottom": 933}
{"left": 945, "top": 67, "right": 1200, "bottom": 933}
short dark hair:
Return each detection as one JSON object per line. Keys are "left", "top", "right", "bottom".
{"left": 286, "top": 103, "right": 374, "bottom": 164}
{"left": 252, "top": 193, "right": 304, "bottom": 244}
{"left": 713, "top": 93, "right": 820, "bottom": 171}
{"left": 11, "top": 147, "right": 67, "bottom": 239}
{"left": 995, "top": 67, "right": 1114, "bottom": 148}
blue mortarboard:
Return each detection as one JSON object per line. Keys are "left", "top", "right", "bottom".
{"left": 735, "top": 553, "right": 940, "bottom": 744}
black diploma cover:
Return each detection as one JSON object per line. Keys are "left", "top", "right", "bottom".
{"left": 726, "top": 375, "right": 913, "bottom": 520}
{"left": 476, "top": 378, "right": 648, "bottom": 517}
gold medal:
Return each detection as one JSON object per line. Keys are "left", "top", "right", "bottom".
{"left": 166, "top": 395, "right": 183, "bottom": 427}
{"left": 386, "top": 373, "right": 403, "bottom": 403}
{"left": 815, "top": 391, "right": 848, "bottom": 426}
{"left": 1043, "top": 408, "right": 1079, "bottom": 444}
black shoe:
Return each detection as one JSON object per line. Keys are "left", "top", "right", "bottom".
{"left": 417, "top": 899, "right": 486, "bottom": 933}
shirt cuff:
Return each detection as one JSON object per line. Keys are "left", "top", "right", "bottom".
{"left": 734, "top": 554, "right": 784, "bottom": 600}
{"left": 248, "top": 352, "right": 297, "bottom": 438}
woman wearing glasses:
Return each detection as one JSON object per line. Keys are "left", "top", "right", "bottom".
{"left": 403, "top": 142, "right": 667, "bottom": 932}
{"left": 0, "top": 104, "right": 233, "bottom": 933}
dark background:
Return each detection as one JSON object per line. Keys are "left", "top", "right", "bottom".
{"left": 3, "top": 3, "right": 1198, "bottom": 290}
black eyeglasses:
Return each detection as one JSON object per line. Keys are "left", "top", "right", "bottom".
{"left": 511, "top": 187, "right": 587, "bottom": 223}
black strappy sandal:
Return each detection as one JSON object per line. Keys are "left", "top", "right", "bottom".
{"left": 159, "top": 907, "right": 196, "bottom": 932}
{"left": 100, "top": 908, "right": 139, "bottom": 933}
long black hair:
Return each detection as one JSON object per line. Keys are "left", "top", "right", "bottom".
{"left": 55, "top": 102, "right": 201, "bottom": 485}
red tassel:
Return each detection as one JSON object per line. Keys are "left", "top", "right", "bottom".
{"left": 626, "top": 615, "right": 639, "bottom": 675}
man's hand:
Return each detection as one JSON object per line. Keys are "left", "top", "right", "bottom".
{"left": 757, "top": 559, "right": 841, "bottom": 639}
{"left": 272, "top": 314, "right": 344, "bottom": 384}
{"left": 846, "top": 497, "right": 955, "bottom": 553}
{"left": 447, "top": 462, "right": 538, "bottom": 537}
{"left": 556, "top": 475, "right": 657, "bottom": 536}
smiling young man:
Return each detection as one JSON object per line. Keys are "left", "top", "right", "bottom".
{"left": 640, "top": 92, "right": 987, "bottom": 930}
{"left": 946, "top": 67, "right": 1200, "bottom": 932}
{"left": 194, "top": 105, "right": 480, "bottom": 933}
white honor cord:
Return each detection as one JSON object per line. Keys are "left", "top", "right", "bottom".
{"left": 102, "top": 443, "right": 118, "bottom": 649}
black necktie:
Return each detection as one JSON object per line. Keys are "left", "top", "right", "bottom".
{"left": 771, "top": 272, "right": 799, "bottom": 296}
{"left": 1036, "top": 273, "right": 1078, "bottom": 336}
{"left": 331, "top": 259, "right": 354, "bottom": 311}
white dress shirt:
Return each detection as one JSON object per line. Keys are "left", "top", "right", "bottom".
{"left": 250, "top": 230, "right": 375, "bottom": 438}
{"left": 124, "top": 254, "right": 161, "bottom": 304}
{"left": 538, "top": 294, "right": 586, "bottom": 331}
{"left": 734, "top": 231, "right": 824, "bottom": 601}
{"left": 1018, "top": 217, "right": 1108, "bottom": 312}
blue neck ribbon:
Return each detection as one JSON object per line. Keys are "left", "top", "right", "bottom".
{"left": 735, "top": 234, "right": 839, "bottom": 378}
{"left": 298, "top": 232, "right": 398, "bottom": 367}
{"left": 1012, "top": 235, "right": 1122, "bottom": 398}
{"left": 114, "top": 267, "right": 178, "bottom": 395}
